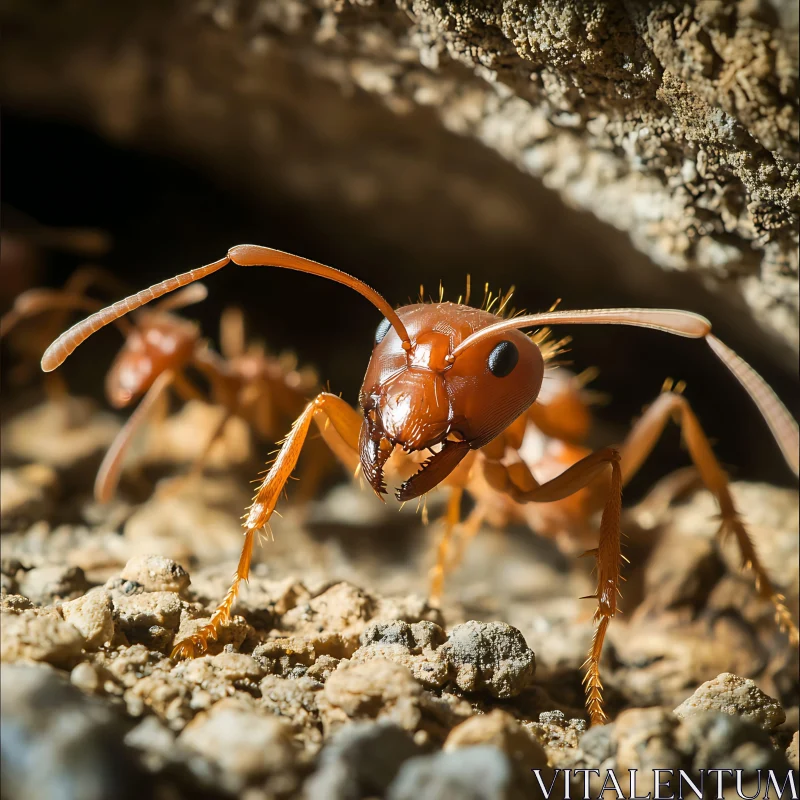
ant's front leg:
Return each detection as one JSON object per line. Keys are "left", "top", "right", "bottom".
{"left": 616, "top": 384, "right": 798, "bottom": 644}
{"left": 171, "top": 392, "right": 363, "bottom": 659}
{"left": 94, "top": 369, "right": 178, "bottom": 503}
{"left": 481, "top": 445, "right": 624, "bottom": 726}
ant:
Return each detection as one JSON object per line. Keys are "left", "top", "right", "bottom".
{"left": 41, "top": 245, "right": 799, "bottom": 725}
{"left": 4, "top": 276, "right": 320, "bottom": 502}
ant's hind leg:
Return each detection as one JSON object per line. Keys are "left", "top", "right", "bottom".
{"left": 616, "top": 385, "right": 798, "bottom": 644}
{"left": 171, "top": 392, "right": 362, "bottom": 659}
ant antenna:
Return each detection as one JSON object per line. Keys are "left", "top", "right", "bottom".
{"left": 42, "top": 245, "right": 412, "bottom": 371}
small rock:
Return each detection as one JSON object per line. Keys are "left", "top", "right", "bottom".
{"left": 61, "top": 590, "right": 115, "bottom": 650}
{"left": 179, "top": 698, "right": 297, "bottom": 785}
{"left": 259, "top": 675, "right": 322, "bottom": 737}
{"left": 306, "top": 654, "right": 340, "bottom": 682}
{"left": 576, "top": 720, "right": 616, "bottom": 766}
{"left": 445, "top": 710, "right": 549, "bottom": 771}
{"left": 388, "top": 745, "right": 520, "bottom": 800}
{"left": 113, "top": 591, "right": 183, "bottom": 631}
{"left": 0, "top": 464, "right": 58, "bottom": 528}
{"left": 70, "top": 661, "right": 101, "bottom": 693}
{"left": 441, "top": 621, "right": 536, "bottom": 698}
{"left": 676, "top": 711, "right": 790, "bottom": 773}
{"left": 0, "top": 663, "right": 151, "bottom": 799}
{"left": 351, "top": 619, "right": 450, "bottom": 689}
{"left": 1, "top": 609, "right": 84, "bottom": 667}
{"left": 787, "top": 731, "right": 799, "bottom": 770}
{"left": 304, "top": 720, "right": 422, "bottom": 800}
{"left": 18, "top": 565, "right": 89, "bottom": 604}
{"left": 253, "top": 636, "right": 316, "bottom": 675}
{"left": 614, "top": 708, "right": 682, "bottom": 772}
{"left": 674, "top": 673, "right": 786, "bottom": 731}
{"left": 119, "top": 554, "right": 190, "bottom": 595}
{"left": 528, "top": 710, "right": 587, "bottom": 753}
{"left": 123, "top": 671, "right": 192, "bottom": 726}
{"left": 323, "top": 659, "right": 422, "bottom": 732}
{"left": 1, "top": 594, "right": 34, "bottom": 613}
{"left": 360, "top": 620, "right": 416, "bottom": 648}
{"left": 124, "top": 715, "right": 178, "bottom": 772}
{"left": 177, "top": 652, "right": 265, "bottom": 685}
{"left": 282, "top": 582, "right": 375, "bottom": 658}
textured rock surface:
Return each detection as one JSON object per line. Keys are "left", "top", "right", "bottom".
{"left": 0, "top": 0, "right": 797, "bottom": 358}
{"left": 0, "top": 663, "right": 152, "bottom": 800}
{"left": 441, "top": 620, "right": 536, "bottom": 698}
{"left": 674, "top": 671, "right": 787, "bottom": 731}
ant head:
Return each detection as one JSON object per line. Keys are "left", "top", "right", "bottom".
{"left": 358, "top": 303, "right": 545, "bottom": 499}
{"left": 105, "top": 313, "right": 199, "bottom": 408}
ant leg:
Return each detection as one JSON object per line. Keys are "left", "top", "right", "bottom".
{"left": 171, "top": 371, "right": 207, "bottom": 403}
{"left": 94, "top": 369, "right": 177, "bottom": 503}
{"left": 446, "top": 504, "right": 488, "bottom": 573}
{"left": 482, "top": 447, "right": 623, "bottom": 726}
{"left": 171, "top": 392, "right": 363, "bottom": 659}
{"left": 429, "top": 487, "right": 463, "bottom": 606}
{"left": 219, "top": 307, "right": 246, "bottom": 360}
{"left": 526, "top": 374, "right": 595, "bottom": 444}
{"left": 153, "top": 283, "right": 209, "bottom": 313}
{"left": 617, "top": 387, "right": 798, "bottom": 644}
{"left": 63, "top": 265, "right": 128, "bottom": 297}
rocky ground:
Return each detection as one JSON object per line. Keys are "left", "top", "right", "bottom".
{"left": 1, "top": 395, "right": 798, "bottom": 799}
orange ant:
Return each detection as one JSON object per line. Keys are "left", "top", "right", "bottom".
{"left": 6, "top": 276, "right": 320, "bottom": 503}
{"left": 41, "top": 245, "right": 799, "bottom": 725}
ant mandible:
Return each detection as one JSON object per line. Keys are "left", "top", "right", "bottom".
{"left": 41, "top": 245, "right": 799, "bottom": 726}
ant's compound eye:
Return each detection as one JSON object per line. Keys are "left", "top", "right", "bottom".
{"left": 487, "top": 340, "right": 518, "bottom": 377}
{"left": 375, "top": 317, "right": 392, "bottom": 345}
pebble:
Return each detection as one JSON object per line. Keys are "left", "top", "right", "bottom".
{"left": 282, "top": 582, "right": 376, "bottom": 658}
{"left": 673, "top": 672, "right": 786, "bottom": 731}
{"left": 178, "top": 698, "right": 297, "bottom": 786}
{"left": 1, "top": 663, "right": 151, "bottom": 799}
{"left": 112, "top": 591, "right": 183, "bottom": 631}
{"left": 787, "top": 730, "right": 799, "bottom": 770}
{"left": 527, "top": 709, "right": 587, "bottom": 753}
{"left": 1, "top": 609, "right": 84, "bottom": 667}
{"left": 350, "top": 619, "right": 450, "bottom": 689}
{"left": 676, "top": 711, "right": 791, "bottom": 772}
{"left": 323, "top": 658, "right": 423, "bottom": 732}
{"left": 70, "top": 661, "right": 101, "bottom": 693}
{"left": 178, "top": 652, "right": 266, "bottom": 685}
{"left": 61, "top": 589, "right": 115, "bottom": 649}
{"left": 441, "top": 621, "right": 536, "bottom": 698}
{"left": 304, "top": 720, "right": 422, "bottom": 800}
{"left": 259, "top": 675, "right": 323, "bottom": 739}
{"left": 614, "top": 707, "right": 682, "bottom": 772}
{"left": 18, "top": 564, "right": 89, "bottom": 604}
{"left": 387, "top": 745, "right": 519, "bottom": 800}
{"left": 0, "top": 464, "right": 58, "bottom": 528}
{"left": 119, "top": 554, "right": 191, "bottom": 595}
{"left": 445, "top": 709, "right": 549, "bottom": 770}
